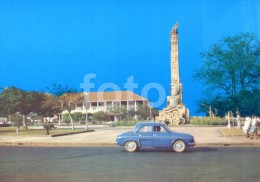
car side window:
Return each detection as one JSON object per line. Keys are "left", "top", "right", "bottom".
{"left": 154, "top": 126, "right": 167, "bottom": 132}
{"left": 139, "top": 126, "right": 152, "bottom": 133}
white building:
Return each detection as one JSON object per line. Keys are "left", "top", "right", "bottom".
{"left": 72, "top": 91, "right": 150, "bottom": 113}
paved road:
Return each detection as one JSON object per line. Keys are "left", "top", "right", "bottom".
{"left": 2, "top": 126, "right": 260, "bottom": 146}
{"left": 0, "top": 146, "right": 260, "bottom": 182}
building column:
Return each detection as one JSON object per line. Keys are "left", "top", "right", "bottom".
{"left": 127, "top": 101, "right": 129, "bottom": 111}
{"left": 83, "top": 102, "right": 85, "bottom": 110}
{"left": 97, "top": 102, "right": 99, "bottom": 111}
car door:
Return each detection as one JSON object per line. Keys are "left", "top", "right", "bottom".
{"left": 152, "top": 125, "right": 172, "bottom": 148}
{"left": 137, "top": 125, "right": 153, "bottom": 147}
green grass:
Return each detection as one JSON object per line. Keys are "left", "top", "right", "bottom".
{"left": 218, "top": 128, "right": 245, "bottom": 136}
{"left": 0, "top": 127, "right": 86, "bottom": 137}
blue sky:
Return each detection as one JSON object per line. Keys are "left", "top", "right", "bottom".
{"left": 0, "top": 0, "right": 259, "bottom": 115}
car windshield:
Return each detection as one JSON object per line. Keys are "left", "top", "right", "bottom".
{"left": 131, "top": 127, "right": 136, "bottom": 132}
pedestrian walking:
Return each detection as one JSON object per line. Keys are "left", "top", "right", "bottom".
{"left": 243, "top": 115, "right": 251, "bottom": 138}
{"left": 249, "top": 116, "right": 258, "bottom": 139}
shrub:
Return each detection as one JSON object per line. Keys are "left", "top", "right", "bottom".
{"left": 71, "top": 112, "right": 86, "bottom": 122}
{"left": 9, "top": 114, "right": 23, "bottom": 127}
{"left": 52, "top": 119, "right": 59, "bottom": 123}
{"left": 191, "top": 117, "right": 227, "bottom": 126}
{"left": 62, "top": 114, "right": 71, "bottom": 126}
{"left": 93, "top": 111, "right": 106, "bottom": 122}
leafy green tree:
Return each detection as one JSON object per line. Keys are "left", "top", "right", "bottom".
{"left": 194, "top": 32, "right": 259, "bottom": 96}
{"left": 19, "top": 91, "right": 44, "bottom": 130}
{"left": 62, "top": 114, "right": 71, "bottom": 126}
{"left": 193, "top": 32, "right": 260, "bottom": 116}
{"left": 38, "top": 93, "right": 62, "bottom": 135}
{"left": 0, "top": 87, "right": 45, "bottom": 130}
{"left": 38, "top": 93, "right": 61, "bottom": 118}
{"left": 0, "top": 87, "right": 23, "bottom": 117}
{"left": 9, "top": 113, "right": 23, "bottom": 133}
{"left": 136, "top": 105, "right": 159, "bottom": 120}
{"left": 127, "top": 109, "right": 136, "bottom": 120}
{"left": 59, "top": 93, "right": 84, "bottom": 130}
{"left": 235, "top": 89, "right": 260, "bottom": 116}
{"left": 151, "top": 108, "right": 159, "bottom": 119}
{"left": 93, "top": 111, "right": 107, "bottom": 123}
{"left": 108, "top": 106, "right": 127, "bottom": 121}
{"left": 47, "top": 83, "right": 78, "bottom": 96}
{"left": 0, "top": 87, "right": 27, "bottom": 131}
{"left": 71, "top": 112, "right": 86, "bottom": 122}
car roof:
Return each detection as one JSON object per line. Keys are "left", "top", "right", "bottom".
{"left": 135, "top": 122, "right": 165, "bottom": 128}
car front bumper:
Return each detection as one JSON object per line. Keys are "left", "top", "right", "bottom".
{"left": 188, "top": 142, "right": 196, "bottom": 147}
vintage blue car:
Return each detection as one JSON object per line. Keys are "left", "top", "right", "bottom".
{"left": 116, "top": 122, "right": 195, "bottom": 152}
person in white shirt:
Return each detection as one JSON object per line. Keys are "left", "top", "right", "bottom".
{"left": 243, "top": 116, "right": 251, "bottom": 138}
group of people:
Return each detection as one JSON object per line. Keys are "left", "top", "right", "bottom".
{"left": 243, "top": 115, "right": 259, "bottom": 139}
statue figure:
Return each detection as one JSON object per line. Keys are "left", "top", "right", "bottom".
{"left": 165, "top": 84, "right": 179, "bottom": 110}
{"left": 155, "top": 22, "right": 190, "bottom": 125}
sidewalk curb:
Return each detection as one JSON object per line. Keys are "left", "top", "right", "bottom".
{"left": 0, "top": 142, "right": 116, "bottom": 147}
{"left": 1, "top": 142, "right": 260, "bottom": 147}
{"left": 51, "top": 129, "right": 95, "bottom": 137}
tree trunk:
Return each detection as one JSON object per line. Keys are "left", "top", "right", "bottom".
{"left": 58, "top": 114, "right": 61, "bottom": 126}
{"left": 46, "top": 117, "right": 51, "bottom": 135}
{"left": 85, "top": 112, "right": 88, "bottom": 130}
{"left": 68, "top": 112, "right": 74, "bottom": 130}
{"left": 46, "top": 126, "right": 50, "bottom": 135}
{"left": 22, "top": 115, "right": 26, "bottom": 127}
{"left": 23, "top": 115, "right": 28, "bottom": 130}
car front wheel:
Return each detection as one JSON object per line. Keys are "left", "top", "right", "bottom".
{"left": 125, "top": 141, "right": 138, "bottom": 152}
{"left": 173, "top": 140, "right": 186, "bottom": 153}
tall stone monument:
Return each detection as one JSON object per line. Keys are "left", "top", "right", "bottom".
{"left": 156, "top": 23, "right": 189, "bottom": 125}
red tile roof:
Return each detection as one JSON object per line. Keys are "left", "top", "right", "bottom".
{"left": 83, "top": 91, "right": 148, "bottom": 102}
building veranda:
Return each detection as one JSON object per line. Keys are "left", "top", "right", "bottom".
{"left": 62, "top": 91, "right": 151, "bottom": 122}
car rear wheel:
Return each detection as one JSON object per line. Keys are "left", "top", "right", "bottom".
{"left": 125, "top": 141, "right": 138, "bottom": 152}
{"left": 173, "top": 140, "right": 186, "bottom": 153}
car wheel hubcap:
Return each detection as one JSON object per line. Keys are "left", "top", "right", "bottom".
{"left": 174, "top": 141, "right": 185, "bottom": 152}
{"left": 176, "top": 143, "right": 183, "bottom": 150}
{"left": 127, "top": 142, "right": 136, "bottom": 151}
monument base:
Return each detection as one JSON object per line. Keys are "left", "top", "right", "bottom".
{"left": 156, "top": 104, "right": 189, "bottom": 125}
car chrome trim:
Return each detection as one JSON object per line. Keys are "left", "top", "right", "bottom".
{"left": 188, "top": 142, "right": 196, "bottom": 146}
